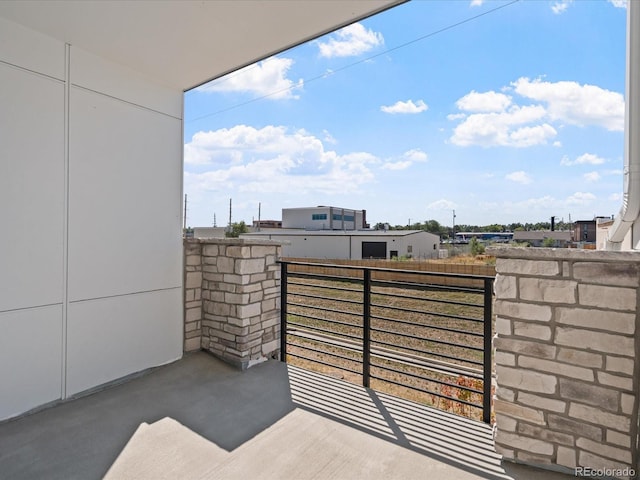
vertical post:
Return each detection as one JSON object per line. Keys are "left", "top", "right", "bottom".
{"left": 280, "top": 262, "right": 288, "bottom": 363}
{"left": 363, "top": 268, "right": 371, "bottom": 388}
{"left": 483, "top": 277, "right": 493, "bottom": 424}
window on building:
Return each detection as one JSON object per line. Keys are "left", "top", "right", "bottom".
{"left": 332, "top": 214, "right": 355, "bottom": 221}
{"left": 312, "top": 213, "right": 327, "bottom": 220}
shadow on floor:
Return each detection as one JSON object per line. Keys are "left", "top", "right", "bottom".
{"left": 0, "top": 353, "right": 294, "bottom": 480}
{"left": 0, "top": 352, "right": 574, "bottom": 480}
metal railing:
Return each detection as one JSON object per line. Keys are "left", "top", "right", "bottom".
{"left": 279, "top": 260, "right": 495, "bottom": 423}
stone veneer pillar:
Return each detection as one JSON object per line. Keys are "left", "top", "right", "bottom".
{"left": 488, "top": 247, "right": 639, "bottom": 479}
{"left": 183, "top": 238, "right": 282, "bottom": 369}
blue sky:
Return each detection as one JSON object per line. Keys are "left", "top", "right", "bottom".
{"left": 184, "top": 0, "right": 627, "bottom": 229}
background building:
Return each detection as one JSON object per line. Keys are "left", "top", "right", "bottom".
{"left": 282, "top": 206, "right": 368, "bottom": 230}
{"left": 253, "top": 220, "right": 282, "bottom": 229}
{"left": 242, "top": 229, "right": 439, "bottom": 260}
{"left": 512, "top": 231, "right": 572, "bottom": 247}
{"left": 573, "top": 219, "right": 597, "bottom": 244}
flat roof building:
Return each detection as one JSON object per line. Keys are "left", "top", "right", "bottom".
{"left": 282, "top": 206, "right": 368, "bottom": 230}
{"left": 242, "top": 229, "right": 439, "bottom": 260}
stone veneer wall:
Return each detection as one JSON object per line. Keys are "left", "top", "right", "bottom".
{"left": 488, "top": 247, "right": 639, "bottom": 479}
{"left": 183, "top": 238, "right": 282, "bottom": 369}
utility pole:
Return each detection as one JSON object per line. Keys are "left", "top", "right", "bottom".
{"left": 213, "top": 213, "right": 217, "bottom": 227}
{"left": 258, "top": 202, "right": 261, "bottom": 232}
{"left": 183, "top": 194, "right": 187, "bottom": 230}
{"left": 228, "top": 198, "right": 232, "bottom": 230}
{"left": 452, "top": 209, "right": 456, "bottom": 242}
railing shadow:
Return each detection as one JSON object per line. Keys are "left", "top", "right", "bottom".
{"left": 288, "top": 364, "right": 511, "bottom": 480}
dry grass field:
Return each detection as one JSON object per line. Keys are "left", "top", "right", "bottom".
{"left": 283, "top": 260, "right": 496, "bottom": 423}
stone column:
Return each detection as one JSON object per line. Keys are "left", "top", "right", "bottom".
{"left": 489, "top": 247, "right": 639, "bottom": 479}
{"left": 183, "top": 240, "right": 203, "bottom": 352}
{"left": 183, "top": 238, "right": 282, "bottom": 369}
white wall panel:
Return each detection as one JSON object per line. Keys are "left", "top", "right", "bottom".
{"left": 283, "top": 235, "right": 351, "bottom": 259}
{"left": 0, "top": 306, "right": 63, "bottom": 420}
{"left": 68, "top": 86, "right": 182, "bottom": 302}
{"left": 0, "top": 63, "right": 64, "bottom": 312}
{"left": 71, "top": 47, "right": 181, "bottom": 118}
{"left": 0, "top": 16, "right": 64, "bottom": 79}
{"left": 66, "top": 288, "right": 182, "bottom": 396}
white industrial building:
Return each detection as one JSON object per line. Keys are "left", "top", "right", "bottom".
{"left": 242, "top": 229, "right": 440, "bottom": 260}
{"left": 282, "top": 206, "right": 367, "bottom": 230}
{"left": 0, "top": 0, "right": 403, "bottom": 421}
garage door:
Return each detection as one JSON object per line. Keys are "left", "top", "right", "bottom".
{"left": 362, "top": 241, "right": 387, "bottom": 259}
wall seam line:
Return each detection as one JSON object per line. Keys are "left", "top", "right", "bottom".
{"left": 61, "top": 43, "right": 71, "bottom": 400}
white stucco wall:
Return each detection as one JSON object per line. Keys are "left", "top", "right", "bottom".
{"left": 0, "top": 17, "right": 183, "bottom": 419}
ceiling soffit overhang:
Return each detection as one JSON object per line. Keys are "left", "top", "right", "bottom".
{"left": 0, "top": 0, "right": 407, "bottom": 91}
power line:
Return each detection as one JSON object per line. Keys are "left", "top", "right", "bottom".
{"left": 186, "top": 0, "right": 520, "bottom": 124}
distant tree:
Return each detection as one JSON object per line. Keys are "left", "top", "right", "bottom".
{"left": 507, "top": 222, "right": 524, "bottom": 231}
{"left": 542, "top": 237, "right": 556, "bottom": 248}
{"left": 423, "top": 219, "right": 443, "bottom": 234}
{"left": 226, "top": 221, "right": 248, "bottom": 238}
{"left": 470, "top": 237, "right": 485, "bottom": 256}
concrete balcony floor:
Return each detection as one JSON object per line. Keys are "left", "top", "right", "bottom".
{"left": 0, "top": 352, "right": 573, "bottom": 480}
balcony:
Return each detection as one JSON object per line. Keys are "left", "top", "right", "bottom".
{"left": 1, "top": 238, "right": 636, "bottom": 479}
{"left": 0, "top": 351, "right": 570, "bottom": 480}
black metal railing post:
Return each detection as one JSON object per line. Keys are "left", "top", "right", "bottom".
{"left": 482, "top": 277, "right": 494, "bottom": 423}
{"left": 363, "top": 268, "right": 371, "bottom": 388}
{"left": 280, "top": 262, "right": 288, "bottom": 363}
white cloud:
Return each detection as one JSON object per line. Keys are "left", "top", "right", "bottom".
{"left": 381, "top": 161, "right": 412, "bottom": 171}
{"left": 584, "top": 171, "right": 601, "bottom": 182}
{"left": 470, "top": 0, "right": 484, "bottom": 6}
{"left": 450, "top": 105, "right": 557, "bottom": 147}
{"left": 197, "top": 57, "right": 302, "bottom": 99}
{"left": 450, "top": 77, "right": 623, "bottom": 148}
{"left": 403, "top": 149, "right": 428, "bottom": 162}
{"left": 512, "top": 77, "right": 624, "bottom": 131}
{"left": 381, "top": 99, "right": 428, "bottom": 114}
{"left": 608, "top": 0, "right": 627, "bottom": 8}
{"left": 456, "top": 91, "right": 512, "bottom": 113}
{"left": 381, "top": 148, "right": 428, "bottom": 170}
{"left": 427, "top": 199, "right": 457, "bottom": 211}
{"left": 184, "top": 125, "right": 377, "bottom": 195}
{"left": 560, "top": 153, "right": 607, "bottom": 166}
{"left": 506, "top": 171, "right": 533, "bottom": 184}
{"left": 609, "top": 192, "right": 623, "bottom": 201}
{"left": 323, "top": 130, "right": 337, "bottom": 144}
{"left": 518, "top": 196, "right": 556, "bottom": 209}
{"left": 317, "top": 23, "right": 384, "bottom": 58}
{"left": 566, "top": 192, "right": 596, "bottom": 205}
{"left": 551, "top": 0, "right": 573, "bottom": 14}
{"left": 509, "top": 124, "right": 559, "bottom": 147}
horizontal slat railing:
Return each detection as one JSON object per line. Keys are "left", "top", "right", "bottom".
{"left": 279, "top": 260, "right": 495, "bottom": 424}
